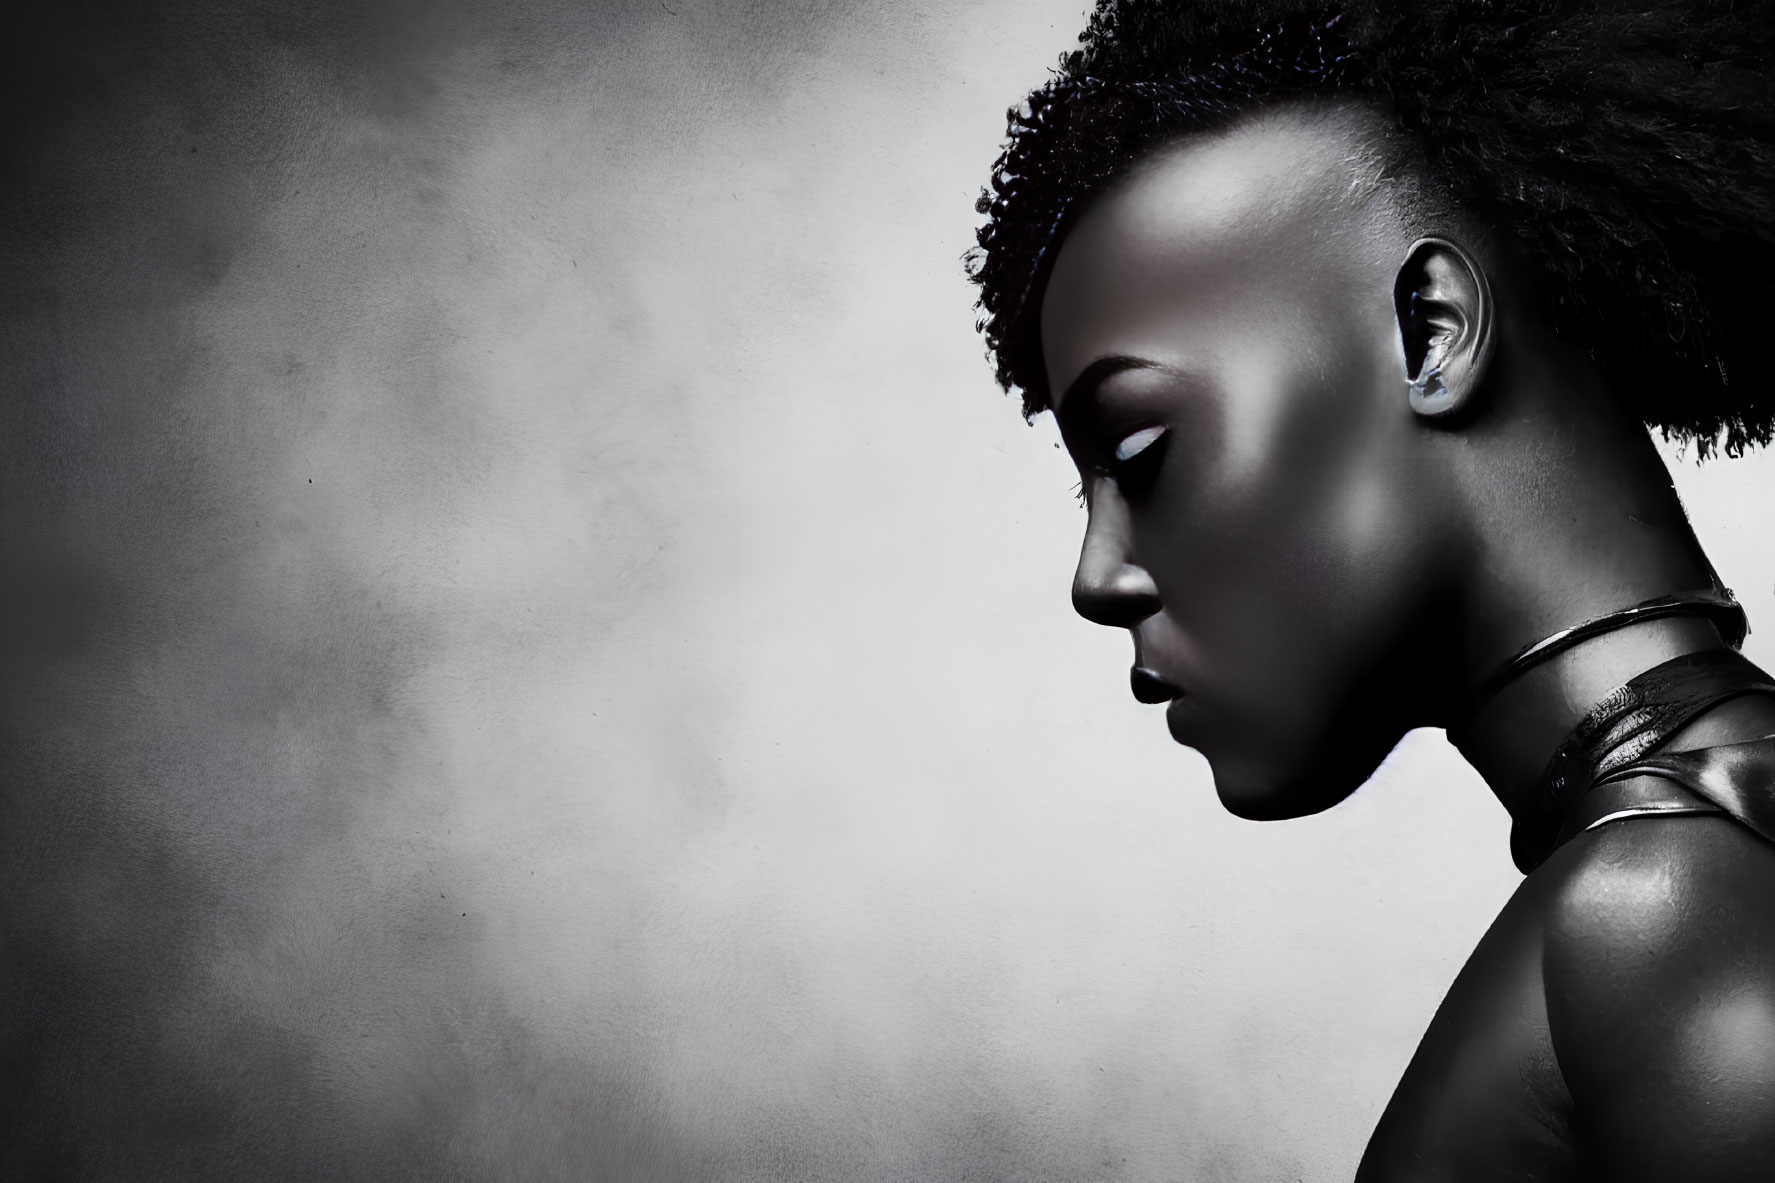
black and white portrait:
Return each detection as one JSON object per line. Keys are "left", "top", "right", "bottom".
{"left": 5, "top": 1, "right": 1774, "bottom": 1179}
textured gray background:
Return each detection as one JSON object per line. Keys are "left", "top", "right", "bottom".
{"left": 4, "top": 1, "right": 1773, "bottom": 1179}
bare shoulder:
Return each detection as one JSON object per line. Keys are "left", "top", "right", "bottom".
{"left": 1541, "top": 815, "right": 1775, "bottom": 1180}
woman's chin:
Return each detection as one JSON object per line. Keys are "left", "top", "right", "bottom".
{"left": 1207, "top": 753, "right": 1371, "bottom": 821}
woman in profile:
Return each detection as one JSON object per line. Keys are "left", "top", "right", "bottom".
{"left": 969, "top": 1, "right": 1775, "bottom": 1176}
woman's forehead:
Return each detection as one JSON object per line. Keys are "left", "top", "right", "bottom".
{"left": 1041, "top": 111, "right": 1399, "bottom": 410}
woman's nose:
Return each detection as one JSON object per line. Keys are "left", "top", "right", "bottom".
{"left": 1071, "top": 476, "right": 1162, "bottom": 628}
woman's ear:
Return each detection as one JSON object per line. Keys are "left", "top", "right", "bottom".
{"left": 1392, "top": 236, "right": 1496, "bottom": 420}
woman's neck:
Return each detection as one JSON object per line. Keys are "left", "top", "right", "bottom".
{"left": 1426, "top": 342, "right": 1742, "bottom": 815}
{"left": 1452, "top": 615, "right": 1727, "bottom": 815}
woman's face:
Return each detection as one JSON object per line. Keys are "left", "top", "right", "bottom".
{"left": 1039, "top": 111, "right": 1458, "bottom": 818}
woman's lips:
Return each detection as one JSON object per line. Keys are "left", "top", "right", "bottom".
{"left": 1164, "top": 695, "right": 1196, "bottom": 745}
{"left": 1130, "top": 666, "right": 1182, "bottom": 704}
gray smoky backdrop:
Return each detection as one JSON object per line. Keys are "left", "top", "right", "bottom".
{"left": 4, "top": 1, "right": 1775, "bottom": 1180}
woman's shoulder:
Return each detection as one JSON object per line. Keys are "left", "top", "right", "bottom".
{"left": 1536, "top": 814, "right": 1775, "bottom": 1176}
{"left": 1544, "top": 807, "right": 1775, "bottom": 973}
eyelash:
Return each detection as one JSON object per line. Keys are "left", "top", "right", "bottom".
{"left": 1068, "top": 426, "right": 1169, "bottom": 510}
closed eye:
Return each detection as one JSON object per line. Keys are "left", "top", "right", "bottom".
{"left": 1109, "top": 424, "right": 1168, "bottom": 499}
{"left": 1114, "top": 425, "right": 1166, "bottom": 462}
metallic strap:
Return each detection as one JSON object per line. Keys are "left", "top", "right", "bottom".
{"left": 1587, "top": 734, "right": 1775, "bottom": 852}
{"left": 1452, "top": 588, "right": 1748, "bottom": 743}
{"left": 1582, "top": 801, "right": 1723, "bottom": 833}
{"left": 1511, "top": 647, "right": 1775, "bottom": 873}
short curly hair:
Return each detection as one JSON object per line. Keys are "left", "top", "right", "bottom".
{"left": 969, "top": 0, "right": 1775, "bottom": 456}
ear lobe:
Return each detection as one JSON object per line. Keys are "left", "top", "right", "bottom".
{"left": 1392, "top": 237, "right": 1496, "bottom": 421}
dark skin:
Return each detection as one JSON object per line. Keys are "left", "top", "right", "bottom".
{"left": 1037, "top": 101, "right": 1775, "bottom": 1178}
